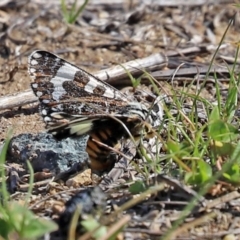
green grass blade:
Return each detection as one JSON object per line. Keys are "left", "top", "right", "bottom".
{"left": 71, "top": 0, "right": 89, "bottom": 24}
{"left": 0, "top": 129, "right": 13, "bottom": 204}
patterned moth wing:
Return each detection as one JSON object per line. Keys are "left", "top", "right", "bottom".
{"left": 28, "top": 50, "right": 163, "bottom": 173}
{"left": 28, "top": 51, "right": 149, "bottom": 137}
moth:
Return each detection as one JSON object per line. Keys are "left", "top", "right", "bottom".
{"left": 28, "top": 50, "right": 163, "bottom": 175}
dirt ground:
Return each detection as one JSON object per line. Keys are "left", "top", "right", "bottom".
{"left": 1, "top": 0, "right": 240, "bottom": 239}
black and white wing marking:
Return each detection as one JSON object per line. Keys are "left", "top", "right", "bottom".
{"left": 28, "top": 50, "right": 134, "bottom": 136}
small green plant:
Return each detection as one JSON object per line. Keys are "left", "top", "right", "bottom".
{"left": 154, "top": 13, "right": 240, "bottom": 188}
{"left": 0, "top": 131, "right": 58, "bottom": 239}
{"left": 120, "top": 64, "right": 142, "bottom": 90}
{"left": 61, "top": 0, "right": 89, "bottom": 24}
{"left": 81, "top": 217, "right": 107, "bottom": 238}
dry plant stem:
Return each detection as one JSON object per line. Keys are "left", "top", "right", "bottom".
{"left": 91, "top": 138, "right": 132, "bottom": 161}
{"left": 178, "top": 110, "right": 196, "bottom": 130}
{"left": 0, "top": 53, "right": 167, "bottom": 111}
{"left": 0, "top": 89, "right": 38, "bottom": 110}
{"left": 169, "top": 211, "right": 217, "bottom": 239}
{"left": 170, "top": 62, "right": 185, "bottom": 85}
{"left": 198, "top": 190, "right": 240, "bottom": 213}
{"left": 68, "top": 205, "right": 81, "bottom": 240}
{"left": 78, "top": 224, "right": 102, "bottom": 240}
{"left": 147, "top": 0, "right": 230, "bottom": 6}
{"left": 29, "top": 188, "right": 83, "bottom": 210}
{"left": 156, "top": 175, "right": 205, "bottom": 204}
{"left": 193, "top": 229, "right": 240, "bottom": 238}
{"left": 150, "top": 65, "right": 230, "bottom": 78}
{"left": 108, "top": 183, "right": 165, "bottom": 220}
{"left": 18, "top": 178, "right": 52, "bottom": 191}
{"left": 126, "top": 227, "right": 240, "bottom": 237}
{"left": 125, "top": 228, "right": 163, "bottom": 236}
{"left": 99, "top": 215, "right": 131, "bottom": 240}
